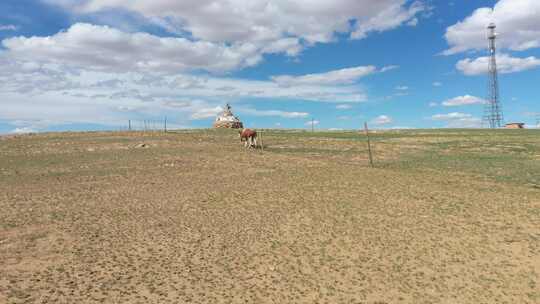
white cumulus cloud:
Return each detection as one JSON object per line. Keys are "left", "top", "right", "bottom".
{"left": 380, "top": 65, "right": 399, "bottom": 72}
{"left": 271, "top": 66, "right": 377, "bottom": 86}
{"left": 430, "top": 112, "right": 481, "bottom": 128}
{"left": 441, "top": 95, "right": 486, "bottom": 107}
{"left": 456, "top": 54, "right": 540, "bottom": 75}
{"left": 431, "top": 112, "right": 473, "bottom": 120}
{"left": 0, "top": 63, "right": 370, "bottom": 131}
{"left": 351, "top": 1, "right": 426, "bottom": 39}
{"left": 444, "top": 0, "right": 540, "bottom": 55}
{"left": 190, "top": 106, "right": 223, "bottom": 120}
{"left": 12, "top": 127, "right": 36, "bottom": 134}
{"left": 0, "top": 24, "right": 18, "bottom": 31}
{"left": 2, "top": 23, "right": 265, "bottom": 73}
{"left": 336, "top": 104, "right": 352, "bottom": 110}
{"left": 46, "top": 0, "right": 426, "bottom": 45}
{"left": 239, "top": 108, "right": 309, "bottom": 119}
{"left": 371, "top": 115, "right": 393, "bottom": 125}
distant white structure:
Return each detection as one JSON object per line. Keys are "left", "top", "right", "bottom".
{"left": 213, "top": 103, "right": 243, "bottom": 129}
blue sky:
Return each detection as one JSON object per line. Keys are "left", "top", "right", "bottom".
{"left": 0, "top": 0, "right": 539, "bottom": 133}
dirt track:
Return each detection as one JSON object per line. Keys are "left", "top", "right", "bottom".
{"left": 1, "top": 130, "right": 539, "bottom": 303}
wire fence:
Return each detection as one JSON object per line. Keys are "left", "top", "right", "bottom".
{"left": 126, "top": 119, "right": 168, "bottom": 132}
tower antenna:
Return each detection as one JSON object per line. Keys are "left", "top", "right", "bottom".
{"left": 482, "top": 23, "right": 504, "bottom": 128}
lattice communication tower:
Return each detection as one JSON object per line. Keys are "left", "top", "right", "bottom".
{"left": 482, "top": 23, "right": 504, "bottom": 128}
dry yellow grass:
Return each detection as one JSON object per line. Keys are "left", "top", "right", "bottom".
{"left": 1, "top": 129, "right": 539, "bottom": 303}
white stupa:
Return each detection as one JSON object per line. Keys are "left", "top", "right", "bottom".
{"left": 213, "top": 103, "right": 243, "bottom": 129}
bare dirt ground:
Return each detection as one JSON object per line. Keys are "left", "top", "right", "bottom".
{"left": 1, "top": 129, "right": 539, "bottom": 303}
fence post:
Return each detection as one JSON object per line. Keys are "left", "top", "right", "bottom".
{"left": 164, "top": 117, "right": 167, "bottom": 133}
{"left": 364, "top": 122, "right": 374, "bottom": 168}
{"left": 259, "top": 129, "right": 264, "bottom": 152}
{"left": 128, "top": 120, "right": 131, "bottom": 131}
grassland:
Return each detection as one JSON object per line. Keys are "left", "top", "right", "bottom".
{"left": 1, "top": 129, "right": 539, "bottom": 303}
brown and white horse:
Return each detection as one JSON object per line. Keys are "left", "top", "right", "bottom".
{"left": 239, "top": 128, "right": 257, "bottom": 148}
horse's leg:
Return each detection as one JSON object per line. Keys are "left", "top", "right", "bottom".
{"left": 253, "top": 137, "right": 258, "bottom": 148}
